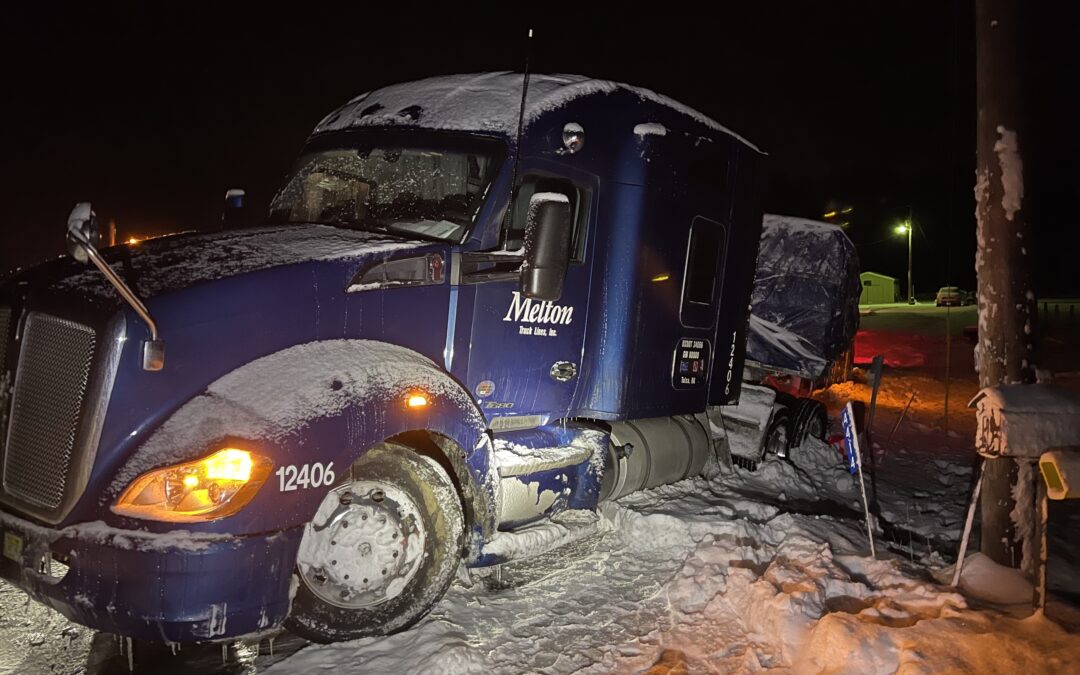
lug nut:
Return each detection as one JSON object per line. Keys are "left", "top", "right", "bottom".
{"left": 371, "top": 490, "right": 385, "bottom": 502}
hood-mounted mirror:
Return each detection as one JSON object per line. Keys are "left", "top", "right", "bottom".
{"left": 66, "top": 202, "right": 100, "bottom": 263}
{"left": 65, "top": 202, "right": 165, "bottom": 371}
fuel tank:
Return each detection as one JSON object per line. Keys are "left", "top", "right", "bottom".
{"left": 599, "top": 414, "right": 712, "bottom": 501}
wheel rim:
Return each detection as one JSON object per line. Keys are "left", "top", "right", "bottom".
{"left": 807, "top": 414, "right": 825, "bottom": 439}
{"left": 297, "top": 480, "right": 427, "bottom": 610}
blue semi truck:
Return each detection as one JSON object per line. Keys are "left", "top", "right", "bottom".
{"left": 0, "top": 73, "right": 765, "bottom": 644}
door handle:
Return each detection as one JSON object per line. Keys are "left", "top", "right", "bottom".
{"left": 550, "top": 361, "right": 578, "bottom": 382}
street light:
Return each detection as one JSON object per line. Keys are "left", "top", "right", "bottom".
{"left": 894, "top": 220, "right": 914, "bottom": 304}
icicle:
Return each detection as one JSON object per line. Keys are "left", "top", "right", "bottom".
{"left": 222, "top": 643, "right": 228, "bottom": 664}
{"left": 169, "top": 642, "right": 178, "bottom": 656}
{"left": 269, "top": 636, "right": 275, "bottom": 657}
{"left": 126, "top": 637, "right": 134, "bottom": 672}
{"left": 118, "top": 635, "right": 124, "bottom": 656}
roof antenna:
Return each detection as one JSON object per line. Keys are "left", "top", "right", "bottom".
{"left": 503, "top": 28, "right": 534, "bottom": 238}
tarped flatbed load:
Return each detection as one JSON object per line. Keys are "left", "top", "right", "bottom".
{"left": 746, "top": 214, "right": 860, "bottom": 381}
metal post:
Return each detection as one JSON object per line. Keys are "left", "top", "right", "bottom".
{"left": 952, "top": 459, "right": 987, "bottom": 588}
{"left": 907, "top": 210, "right": 915, "bottom": 304}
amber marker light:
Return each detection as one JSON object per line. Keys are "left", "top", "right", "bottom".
{"left": 406, "top": 392, "right": 430, "bottom": 409}
{"left": 651, "top": 273, "right": 671, "bottom": 283}
{"left": 113, "top": 447, "right": 272, "bottom": 522}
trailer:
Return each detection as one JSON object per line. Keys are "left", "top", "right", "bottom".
{"left": 719, "top": 214, "right": 861, "bottom": 469}
{"left": 0, "top": 72, "right": 766, "bottom": 644}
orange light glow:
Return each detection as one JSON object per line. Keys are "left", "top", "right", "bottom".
{"left": 204, "top": 448, "right": 254, "bottom": 481}
{"left": 113, "top": 446, "right": 271, "bottom": 522}
{"left": 406, "top": 393, "right": 429, "bottom": 409}
{"left": 127, "top": 237, "right": 140, "bottom": 245}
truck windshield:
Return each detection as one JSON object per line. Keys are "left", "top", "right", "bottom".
{"left": 268, "top": 134, "right": 502, "bottom": 243}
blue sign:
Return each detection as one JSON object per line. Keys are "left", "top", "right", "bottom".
{"left": 840, "top": 402, "right": 860, "bottom": 475}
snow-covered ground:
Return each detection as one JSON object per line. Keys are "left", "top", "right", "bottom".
{"left": 3, "top": 425, "right": 1078, "bottom": 673}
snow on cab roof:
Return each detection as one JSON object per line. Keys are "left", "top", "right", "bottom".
{"left": 314, "top": 72, "right": 760, "bottom": 151}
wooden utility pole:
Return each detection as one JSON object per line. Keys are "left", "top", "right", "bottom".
{"left": 974, "top": 0, "right": 1034, "bottom": 567}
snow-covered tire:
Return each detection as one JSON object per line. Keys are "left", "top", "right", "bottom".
{"left": 791, "top": 399, "right": 829, "bottom": 448}
{"left": 761, "top": 407, "right": 792, "bottom": 461}
{"left": 286, "top": 443, "right": 464, "bottom": 643}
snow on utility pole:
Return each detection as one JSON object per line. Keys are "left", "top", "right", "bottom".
{"left": 974, "top": 0, "right": 1034, "bottom": 567}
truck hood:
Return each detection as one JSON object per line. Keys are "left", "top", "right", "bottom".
{"left": 34, "top": 225, "right": 428, "bottom": 303}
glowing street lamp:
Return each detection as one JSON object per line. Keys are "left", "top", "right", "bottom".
{"left": 895, "top": 220, "right": 914, "bottom": 304}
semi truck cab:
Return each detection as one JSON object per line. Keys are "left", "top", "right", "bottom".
{"left": 0, "top": 73, "right": 764, "bottom": 644}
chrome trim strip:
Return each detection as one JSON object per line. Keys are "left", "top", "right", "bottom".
{"left": 65, "top": 313, "right": 125, "bottom": 520}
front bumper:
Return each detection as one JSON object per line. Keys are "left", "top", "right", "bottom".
{"left": 0, "top": 510, "right": 303, "bottom": 642}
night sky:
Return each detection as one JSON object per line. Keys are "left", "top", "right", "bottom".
{"left": 2, "top": 3, "right": 1077, "bottom": 295}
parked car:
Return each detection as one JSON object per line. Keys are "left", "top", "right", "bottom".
{"left": 935, "top": 286, "right": 972, "bottom": 307}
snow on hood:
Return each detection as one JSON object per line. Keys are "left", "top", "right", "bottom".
{"left": 314, "top": 72, "right": 759, "bottom": 151}
{"left": 52, "top": 225, "right": 424, "bottom": 301}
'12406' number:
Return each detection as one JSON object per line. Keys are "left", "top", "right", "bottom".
{"left": 276, "top": 462, "right": 336, "bottom": 492}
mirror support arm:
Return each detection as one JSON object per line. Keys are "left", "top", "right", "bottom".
{"left": 68, "top": 226, "right": 165, "bottom": 371}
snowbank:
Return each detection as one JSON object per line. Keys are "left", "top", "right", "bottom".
{"left": 958, "top": 552, "right": 1034, "bottom": 605}
{"left": 266, "top": 436, "right": 1080, "bottom": 674}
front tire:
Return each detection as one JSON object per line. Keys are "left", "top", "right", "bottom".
{"left": 286, "top": 443, "right": 464, "bottom": 643}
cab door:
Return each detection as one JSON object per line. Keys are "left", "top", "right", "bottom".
{"left": 462, "top": 167, "right": 596, "bottom": 426}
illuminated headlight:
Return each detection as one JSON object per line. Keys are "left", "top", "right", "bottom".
{"left": 113, "top": 448, "right": 273, "bottom": 522}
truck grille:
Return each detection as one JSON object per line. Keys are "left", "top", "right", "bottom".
{"left": 2, "top": 313, "right": 97, "bottom": 510}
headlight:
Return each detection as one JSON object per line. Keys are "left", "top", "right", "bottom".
{"left": 113, "top": 448, "right": 273, "bottom": 522}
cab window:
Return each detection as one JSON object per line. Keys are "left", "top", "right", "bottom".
{"left": 680, "top": 216, "right": 727, "bottom": 327}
